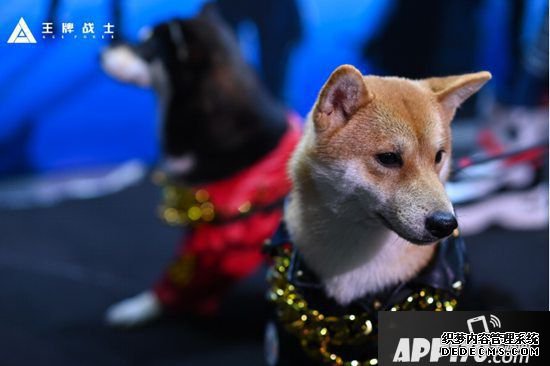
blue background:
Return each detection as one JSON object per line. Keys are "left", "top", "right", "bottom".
{"left": 0, "top": 0, "right": 544, "bottom": 176}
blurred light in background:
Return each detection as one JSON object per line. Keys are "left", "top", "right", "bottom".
{"left": 0, "top": 0, "right": 547, "bottom": 186}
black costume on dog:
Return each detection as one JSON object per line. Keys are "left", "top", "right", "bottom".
{"left": 264, "top": 221, "right": 466, "bottom": 366}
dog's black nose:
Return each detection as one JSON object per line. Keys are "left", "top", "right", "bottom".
{"left": 425, "top": 211, "right": 458, "bottom": 238}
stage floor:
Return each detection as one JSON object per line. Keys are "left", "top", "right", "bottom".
{"left": 0, "top": 180, "right": 547, "bottom": 366}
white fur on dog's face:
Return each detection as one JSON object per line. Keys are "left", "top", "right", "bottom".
{"left": 101, "top": 45, "right": 152, "bottom": 87}
{"left": 306, "top": 94, "right": 455, "bottom": 245}
{"left": 286, "top": 66, "right": 491, "bottom": 302}
{"left": 309, "top": 154, "right": 454, "bottom": 245}
{"left": 297, "top": 66, "right": 491, "bottom": 245}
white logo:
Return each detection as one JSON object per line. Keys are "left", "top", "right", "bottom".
{"left": 7, "top": 17, "right": 37, "bottom": 44}
{"left": 489, "top": 314, "right": 502, "bottom": 329}
{"left": 466, "top": 314, "right": 501, "bottom": 333}
{"left": 467, "top": 315, "right": 489, "bottom": 333}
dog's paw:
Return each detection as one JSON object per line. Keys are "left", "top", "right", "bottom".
{"left": 105, "top": 291, "right": 162, "bottom": 328}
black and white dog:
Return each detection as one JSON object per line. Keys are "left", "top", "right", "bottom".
{"left": 101, "top": 4, "right": 298, "bottom": 327}
{"left": 103, "top": 5, "right": 288, "bottom": 183}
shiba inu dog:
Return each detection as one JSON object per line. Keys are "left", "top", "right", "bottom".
{"left": 100, "top": 5, "right": 300, "bottom": 327}
{"left": 265, "top": 65, "right": 490, "bottom": 365}
{"left": 287, "top": 65, "right": 491, "bottom": 304}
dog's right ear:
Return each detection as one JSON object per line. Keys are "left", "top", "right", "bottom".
{"left": 424, "top": 71, "right": 492, "bottom": 121}
{"left": 313, "top": 65, "right": 372, "bottom": 133}
{"left": 101, "top": 45, "right": 152, "bottom": 87}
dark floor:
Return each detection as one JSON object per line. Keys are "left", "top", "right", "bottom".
{"left": 0, "top": 180, "right": 547, "bottom": 366}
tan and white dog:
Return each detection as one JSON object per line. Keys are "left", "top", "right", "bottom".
{"left": 285, "top": 65, "right": 491, "bottom": 306}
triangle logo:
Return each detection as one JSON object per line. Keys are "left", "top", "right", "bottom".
{"left": 7, "top": 17, "right": 37, "bottom": 44}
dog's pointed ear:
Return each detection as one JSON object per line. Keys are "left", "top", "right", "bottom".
{"left": 101, "top": 44, "right": 152, "bottom": 87}
{"left": 313, "top": 65, "right": 373, "bottom": 132}
{"left": 425, "top": 71, "right": 492, "bottom": 120}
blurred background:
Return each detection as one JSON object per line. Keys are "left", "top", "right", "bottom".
{"left": 0, "top": 0, "right": 548, "bottom": 365}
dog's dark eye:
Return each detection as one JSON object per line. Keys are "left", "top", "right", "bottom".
{"left": 435, "top": 150, "right": 444, "bottom": 164}
{"left": 376, "top": 152, "right": 403, "bottom": 168}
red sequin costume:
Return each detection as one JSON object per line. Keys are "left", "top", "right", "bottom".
{"left": 154, "top": 115, "right": 301, "bottom": 315}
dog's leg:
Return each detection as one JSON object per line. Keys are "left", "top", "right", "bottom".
{"left": 105, "top": 291, "right": 162, "bottom": 328}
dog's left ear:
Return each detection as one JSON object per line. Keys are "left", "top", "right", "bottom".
{"left": 313, "top": 65, "right": 373, "bottom": 133}
{"left": 424, "top": 71, "right": 492, "bottom": 121}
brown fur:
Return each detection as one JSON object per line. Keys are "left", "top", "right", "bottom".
{"left": 286, "top": 65, "right": 491, "bottom": 304}
{"left": 312, "top": 67, "right": 491, "bottom": 182}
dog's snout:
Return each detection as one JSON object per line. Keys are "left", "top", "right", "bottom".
{"left": 425, "top": 211, "right": 457, "bottom": 238}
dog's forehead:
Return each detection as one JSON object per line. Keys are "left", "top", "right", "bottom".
{"left": 321, "top": 77, "right": 447, "bottom": 160}
{"left": 369, "top": 77, "right": 438, "bottom": 126}
{"left": 357, "top": 77, "right": 444, "bottom": 145}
